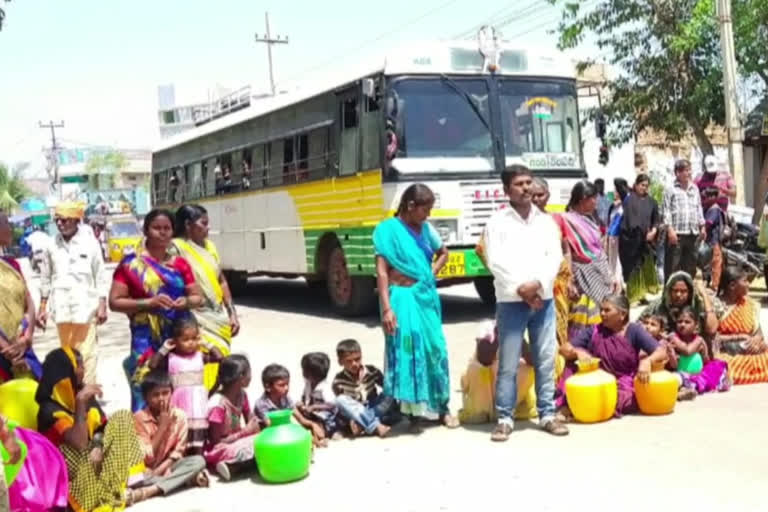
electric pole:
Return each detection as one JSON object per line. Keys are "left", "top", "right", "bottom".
{"left": 254, "top": 12, "right": 289, "bottom": 96}
{"left": 716, "top": 0, "right": 746, "bottom": 206}
{"left": 39, "top": 120, "right": 65, "bottom": 199}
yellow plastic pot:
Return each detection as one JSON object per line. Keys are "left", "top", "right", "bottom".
{"left": 634, "top": 370, "right": 678, "bottom": 415}
{"left": 0, "top": 379, "right": 39, "bottom": 430}
{"left": 565, "top": 359, "right": 617, "bottom": 423}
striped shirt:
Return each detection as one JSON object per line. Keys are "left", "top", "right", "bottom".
{"left": 332, "top": 365, "right": 383, "bottom": 404}
{"left": 662, "top": 181, "right": 705, "bottom": 235}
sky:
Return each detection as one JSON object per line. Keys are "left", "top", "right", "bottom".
{"left": 0, "top": 0, "right": 592, "bottom": 175}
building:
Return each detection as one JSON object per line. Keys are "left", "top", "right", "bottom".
{"left": 157, "top": 84, "right": 255, "bottom": 139}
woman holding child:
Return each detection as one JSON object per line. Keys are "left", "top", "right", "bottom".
{"left": 641, "top": 271, "right": 722, "bottom": 340}
{"left": 373, "top": 184, "right": 458, "bottom": 431}
{"left": 558, "top": 294, "right": 667, "bottom": 417}
{"left": 172, "top": 205, "right": 240, "bottom": 389}
{"left": 109, "top": 209, "right": 203, "bottom": 411}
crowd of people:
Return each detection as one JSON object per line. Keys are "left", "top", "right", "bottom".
{"left": 0, "top": 154, "right": 764, "bottom": 511}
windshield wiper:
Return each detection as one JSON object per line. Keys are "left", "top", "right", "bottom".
{"left": 439, "top": 74, "right": 490, "bottom": 131}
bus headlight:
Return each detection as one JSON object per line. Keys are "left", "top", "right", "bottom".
{"left": 429, "top": 219, "right": 458, "bottom": 244}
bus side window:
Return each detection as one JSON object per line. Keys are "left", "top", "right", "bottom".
{"left": 282, "top": 137, "right": 295, "bottom": 184}
{"left": 297, "top": 134, "right": 309, "bottom": 182}
{"left": 339, "top": 97, "right": 359, "bottom": 176}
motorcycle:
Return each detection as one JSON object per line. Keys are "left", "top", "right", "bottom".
{"left": 720, "top": 219, "right": 767, "bottom": 283}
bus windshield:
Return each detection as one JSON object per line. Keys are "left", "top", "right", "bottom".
{"left": 392, "top": 78, "right": 492, "bottom": 158}
{"left": 108, "top": 222, "right": 140, "bottom": 238}
{"left": 499, "top": 80, "right": 581, "bottom": 168}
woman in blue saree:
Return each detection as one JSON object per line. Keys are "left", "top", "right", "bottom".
{"left": 373, "top": 184, "right": 458, "bottom": 432}
{"left": 109, "top": 209, "right": 203, "bottom": 411}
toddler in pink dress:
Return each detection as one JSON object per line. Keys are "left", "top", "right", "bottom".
{"left": 150, "top": 316, "right": 223, "bottom": 453}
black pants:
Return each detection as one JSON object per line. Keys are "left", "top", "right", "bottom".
{"left": 664, "top": 234, "right": 698, "bottom": 282}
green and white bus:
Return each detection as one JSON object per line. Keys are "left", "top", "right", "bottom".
{"left": 151, "top": 34, "right": 586, "bottom": 315}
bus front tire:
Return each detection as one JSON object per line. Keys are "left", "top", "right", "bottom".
{"left": 327, "top": 247, "right": 376, "bottom": 316}
{"left": 474, "top": 277, "right": 496, "bottom": 307}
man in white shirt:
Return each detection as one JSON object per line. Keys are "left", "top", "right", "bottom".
{"left": 37, "top": 201, "right": 108, "bottom": 384}
{"left": 482, "top": 165, "right": 568, "bottom": 441}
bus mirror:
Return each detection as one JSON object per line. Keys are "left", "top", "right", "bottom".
{"left": 362, "top": 78, "right": 375, "bottom": 98}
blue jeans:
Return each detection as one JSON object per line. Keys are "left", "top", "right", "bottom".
{"left": 335, "top": 394, "right": 400, "bottom": 434}
{"left": 495, "top": 300, "right": 557, "bottom": 421}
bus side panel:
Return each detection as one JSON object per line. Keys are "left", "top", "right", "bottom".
{"left": 266, "top": 191, "right": 305, "bottom": 273}
{"left": 244, "top": 190, "right": 270, "bottom": 273}
{"left": 218, "top": 195, "right": 248, "bottom": 272}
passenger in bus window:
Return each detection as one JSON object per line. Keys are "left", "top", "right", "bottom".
{"left": 222, "top": 165, "right": 233, "bottom": 194}
{"left": 169, "top": 171, "right": 180, "bottom": 203}
{"left": 241, "top": 160, "right": 251, "bottom": 190}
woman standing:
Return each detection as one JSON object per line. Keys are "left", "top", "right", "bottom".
{"left": 619, "top": 174, "right": 660, "bottom": 304}
{"left": 715, "top": 266, "right": 768, "bottom": 384}
{"left": 172, "top": 205, "right": 239, "bottom": 389}
{"left": 555, "top": 181, "right": 620, "bottom": 335}
{"left": 606, "top": 178, "right": 630, "bottom": 286}
{"left": 36, "top": 348, "right": 150, "bottom": 510}
{"left": 0, "top": 211, "right": 41, "bottom": 382}
{"left": 109, "top": 209, "right": 203, "bottom": 411}
{"left": 557, "top": 295, "right": 667, "bottom": 417}
{"left": 373, "top": 184, "right": 457, "bottom": 432}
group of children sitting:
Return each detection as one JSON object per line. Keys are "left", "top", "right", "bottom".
{"left": 136, "top": 316, "right": 398, "bottom": 489}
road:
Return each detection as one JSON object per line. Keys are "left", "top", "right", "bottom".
{"left": 25, "top": 270, "right": 768, "bottom": 512}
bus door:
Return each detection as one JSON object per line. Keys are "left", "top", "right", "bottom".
{"left": 336, "top": 87, "right": 360, "bottom": 176}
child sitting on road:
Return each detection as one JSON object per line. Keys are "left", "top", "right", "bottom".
{"left": 331, "top": 339, "right": 398, "bottom": 438}
{"left": 297, "top": 352, "right": 340, "bottom": 444}
{"left": 205, "top": 355, "right": 261, "bottom": 482}
{"left": 668, "top": 307, "right": 730, "bottom": 398}
{"left": 639, "top": 312, "right": 677, "bottom": 370}
{"left": 253, "top": 364, "right": 327, "bottom": 447}
{"left": 132, "top": 369, "right": 208, "bottom": 500}
{"left": 458, "top": 321, "right": 535, "bottom": 424}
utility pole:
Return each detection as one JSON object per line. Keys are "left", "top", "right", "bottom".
{"left": 716, "top": 0, "right": 746, "bottom": 206}
{"left": 254, "top": 12, "right": 289, "bottom": 96}
{"left": 39, "top": 120, "right": 65, "bottom": 199}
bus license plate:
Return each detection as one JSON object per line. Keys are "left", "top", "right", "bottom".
{"left": 438, "top": 252, "right": 466, "bottom": 278}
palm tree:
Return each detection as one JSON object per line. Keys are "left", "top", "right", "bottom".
{"left": 0, "top": 162, "right": 30, "bottom": 212}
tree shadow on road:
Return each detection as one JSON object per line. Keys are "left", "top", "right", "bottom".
{"left": 233, "top": 279, "right": 493, "bottom": 326}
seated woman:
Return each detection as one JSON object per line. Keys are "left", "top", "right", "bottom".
{"left": 641, "top": 271, "right": 722, "bottom": 341}
{"left": 1, "top": 413, "right": 69, "bottom": 512}
{"left": 557, "top": 294, "right": 667, "bottom": 417}
{"left": 35, "top": 348, "right": 150, "bottom": 511}
{"left": 715, "top": 266, "right": 768, "bottom": 384}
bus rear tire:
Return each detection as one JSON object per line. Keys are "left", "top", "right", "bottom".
{"left": 327, "top": 246, "right": 376, "bottom": 316}
{"left": 474, "top": 277, "right": 496, "bottom": 307}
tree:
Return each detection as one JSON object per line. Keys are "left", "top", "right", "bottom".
{"left": 0, "top": 0, "right": 10, "bottom": 31}
{"left": 85, "top": 150, "right": 126, "bottom": 190}
{"left": 0, "top": 162, "right": 30, "bottom": 211}
{"left": 732, "top": 0, "right": 768, "bottom": 91}
{"left": 550, "top": 0, "right": 725, "bottom": 154}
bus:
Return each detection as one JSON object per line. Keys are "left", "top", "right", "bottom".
{"left": 151, "top": 34, "right": 587, "bottom": 316}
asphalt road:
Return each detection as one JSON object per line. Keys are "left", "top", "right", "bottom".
{"left": 25, "top": 272, "right": 768, "bottom": 512}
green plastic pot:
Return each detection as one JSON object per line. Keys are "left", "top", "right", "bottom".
{"left": 1, "top": 420, "right": 28, "bottom": 485}
{"left": 678, "top": 353, "right": 704, "bottom": 374}
{"left": 254, "top": 409, "right": 311, "bottom": 484}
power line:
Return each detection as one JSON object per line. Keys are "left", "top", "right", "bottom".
{"left": 453, "top": 0, "right": 549, "bottom": 39}
{"left": 279, "top": 0, "right": 461, "bottom": 86}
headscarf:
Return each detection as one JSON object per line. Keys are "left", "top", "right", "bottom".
{"left": 644, "top": 271, "right": 704, "bottom": 329}
{"left": 54, "top": 201, "right": 85, "bottom": 220}
{"left": 35, "top": 348, "right": 105, "bottom": 446}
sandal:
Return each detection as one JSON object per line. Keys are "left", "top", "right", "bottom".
{"left": 195, "top": 470, "right": 210, "bottom": 488}
{"left": 491, "top": 422, "right": 513, "bottom": 442}
{"left": 541, "top": 418, "right": 569, "bottom": 437}
{"left": 441, "top": 414, "right": 460, "bottom": 429}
